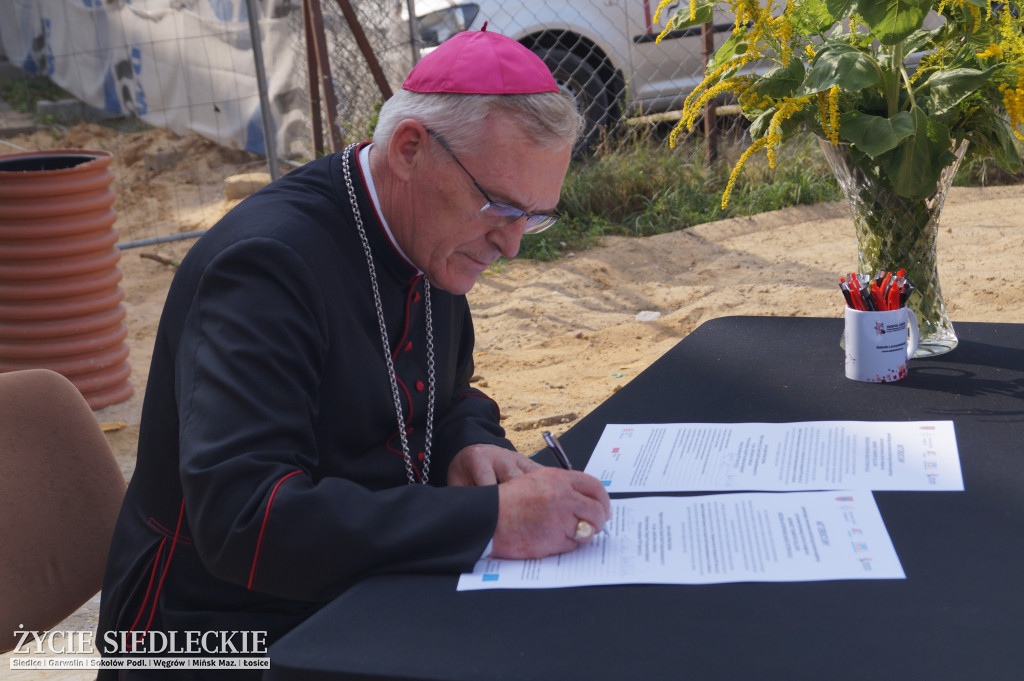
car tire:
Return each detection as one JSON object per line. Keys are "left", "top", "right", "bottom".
{"left": 536, "top": 47, "right": 611, "bottom": 156}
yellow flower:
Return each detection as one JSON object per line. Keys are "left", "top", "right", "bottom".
{"left": 676, "top": 54, "right": 757, "bottom": 135}
{"left": 774, "top": 17, "right": 794, "bottom": 66}
{"left": 816, "top": 91, "right": 829, "bottom": 134}
{"left": 1005, "top": 80, "right": 1024, "bottom": 142}
{"left": 976, "top": 44, "right": 1003, "bottom": 59}
{"left": 657, "top": 0, "right": 1023, "bottom": 208}
{"left": 672, "top": 77, "right": 745, "bottom": 145}
{"left": 652, "top": 0, "right": 674, "bottom": 26}
{"left": 733, "top": 0, "right": 769, "bottom": 34}
{"left": 741, "top": 91, "right": 775, "bottom": 111}
{"left": 816, "top": 88, "right": 840, "bottom": 145}
{"left": 968, "top": 3, "right": 981, "bottom": 25}
{"left": 828, "top": 85, "right": 841, "bottom": 144}
{"left": 722, "top": 138, "right": 769, "bottom": 209}
{"left": 652, "top": 0, "right": 677, "bottom": 42}
{"left": 994, "top": 7, "right": 1024, "bottom": 61}
{"left": 763, "top": 98, "right": 807, "bottom": 165}
{"left": 719, "top": 96, "right": 809, "bottom": 208}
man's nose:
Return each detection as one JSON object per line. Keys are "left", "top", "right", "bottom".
{"left": 487, "top": 219, "right": 526, "bottom": 259}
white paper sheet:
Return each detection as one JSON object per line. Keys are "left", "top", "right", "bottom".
{"left": 457, "top": 491, "right": 904, "bottom": 590}
{"left": 583, "top": 421, "right": 962, "bottom": 493}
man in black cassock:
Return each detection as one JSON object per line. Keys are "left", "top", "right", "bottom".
{"left": 97, "top": 28, "right": 610, "bottom": 677}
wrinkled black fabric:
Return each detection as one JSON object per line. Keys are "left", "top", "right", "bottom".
{"left": 97, "top": 146, "right": 510, "bottom": 678}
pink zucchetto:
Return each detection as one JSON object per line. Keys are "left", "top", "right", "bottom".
{"left": 402, "top": 24, "right": 558, "bottom": 95}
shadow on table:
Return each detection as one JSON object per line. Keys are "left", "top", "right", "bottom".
{"left": 899, "top": 339, "right": 1024, "bottom": 419}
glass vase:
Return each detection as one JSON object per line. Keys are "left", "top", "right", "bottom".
{"left": 819, "top": 138, "right": 968, "bottom": 357}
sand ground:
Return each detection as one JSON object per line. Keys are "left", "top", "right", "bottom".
{"left": 3, "top": 123, "right": 1023, "bottom": 679}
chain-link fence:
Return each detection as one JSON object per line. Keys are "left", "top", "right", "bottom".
{"left": 283, "top": 0, "right": 404, "bottom": 157}
{"left": 0, "top": 0, "right": 752, "bottom": 247}
{"left": 294, "top": 0, "right": 749, "bottom": 161}
{"left": 1, "top": 0, "right": 750, "bottom": 167}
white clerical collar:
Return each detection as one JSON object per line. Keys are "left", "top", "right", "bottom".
{"left": 358, "top": 144, "right": 421, "bottom": 274}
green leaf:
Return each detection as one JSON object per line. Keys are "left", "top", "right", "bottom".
{"left": 825, "top": 0, "right": 860, "bottom": 19}
{"left": 799, "top": 43, "right": 880, "bottom": 94}
{"left": 963, "top": 114, "right": 1024, "bottom": 173}
{"left": 664, "top": 1, "right": 716, "bottom": 31}
{"left": 858, "top": 0, "right": 928, "bottom": 45}
{"left": 839, "top": 110, "right": 915, "bottom": 156}
{"left": 902, "top": 26, "right": 942, "bottom": 56}
{"left": 790, "top": 0, "right": 839, "bottom": 34}
{"left": 918, "top": 67, "right": 996, "bottom": 117}
{"left": 747, "top": 104, "right": 811, "bottom": 142}
{"left": 706, "top": 31, "right": 750, "bottom": 73}
{"left": 885, "top": 108, "right": 955, "bottom": 199}
{"left": 748, "top": 109, "right": 775, "bottom": 140}
{"left": 990, "top": 126, "right": 1024, "bottom": 172}
{"left": 748, "top": 59, "right": 807, "bottom": 100}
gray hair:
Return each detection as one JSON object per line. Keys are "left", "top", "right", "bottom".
{"left": 372, "top": 89, "right": 583, "bottom": 157}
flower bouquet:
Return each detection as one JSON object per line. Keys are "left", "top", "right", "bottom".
{"left": 656, "top": 0, "right": 1023, "bottom": 354}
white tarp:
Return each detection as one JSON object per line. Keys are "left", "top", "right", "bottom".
{"left": 0, "top": 0, "right": 308, "bottom": 158}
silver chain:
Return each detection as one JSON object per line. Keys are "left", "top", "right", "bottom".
{"left": 342, "top": 144, "right": 434, "bottom": 485}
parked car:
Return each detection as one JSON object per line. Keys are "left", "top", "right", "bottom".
{"left": 408, "top": 1, "right": 945, "bottom": 151}
{"left": 411, "top": 0, "right": 722, "bottom": 149}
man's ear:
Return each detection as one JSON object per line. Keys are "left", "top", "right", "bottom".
{"left": 388, "top": 119, "right": 431, "bottom": 183}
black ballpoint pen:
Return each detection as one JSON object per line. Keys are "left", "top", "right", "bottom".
{"left": 542, "top": 431, "right": 573, "bottom": 470}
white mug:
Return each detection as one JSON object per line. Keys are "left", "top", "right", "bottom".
{"left": 844, "top": 307, "right": 919, "bottom": 382}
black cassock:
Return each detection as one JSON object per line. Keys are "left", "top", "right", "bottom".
{"left": 98, "top": 145, "right": 511, "bottom": 675}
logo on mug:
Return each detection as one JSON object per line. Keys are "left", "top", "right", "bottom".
{"left": 874, "top": 321, "right": 885, "bottom": 335}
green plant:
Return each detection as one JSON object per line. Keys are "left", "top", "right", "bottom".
{"left": 657, "top": 0, "right": 1024, "bottom": 206}
{"left": 516, "top": 134, "right": 842, "bottom": 260}
{"left": 0, "top": 73, "right": 72, "bottom": 114}
{"left": 0, "top": 72, "right": 153, "bottom": 132}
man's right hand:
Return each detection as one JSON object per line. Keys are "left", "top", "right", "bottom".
{"left": 490, "top": 467, "right": 611, "bottom": 559}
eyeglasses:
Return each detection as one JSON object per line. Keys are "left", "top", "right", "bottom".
{"left": 424, "top": 128, "right": 561, "bottom": 235}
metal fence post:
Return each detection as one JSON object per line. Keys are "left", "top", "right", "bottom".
{"left": 701, "top": 21, "right": 719, "bottom": 166}
{"left": 245, "top": 0, "right": 281, "bottom": 181}
{"left": 406, "top": 0, "right": 421, "bottom": 66}
{"left": 304, "top": 0, "right": 345, "bottom": 152}
{"left": 330, "top": 0, "right": 394, "bottom": 100}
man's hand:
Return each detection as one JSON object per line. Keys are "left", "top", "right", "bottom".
{"left": 490, "top": 467, "right": 611, "bottom": 559}
{"left": 448, "top": 444, "right": 541, "bottom": 486}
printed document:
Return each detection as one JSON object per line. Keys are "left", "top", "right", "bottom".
{"left": 458, "top": 491, "right": 904, "bottom": 590}
{"left": 584, "top": 421, "right": 962, "bottom": 493}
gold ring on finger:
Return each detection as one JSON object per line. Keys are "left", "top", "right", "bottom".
{"left": 573, "top": 519, "right": 594, "bottom": 541}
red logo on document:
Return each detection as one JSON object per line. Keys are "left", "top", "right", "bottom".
{"left": 612, "top": 447, "right": 620, "bottom": 453}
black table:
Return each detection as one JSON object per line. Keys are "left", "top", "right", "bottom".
{"left": 267, "top": 316, "right": 1024, "bottom": 681}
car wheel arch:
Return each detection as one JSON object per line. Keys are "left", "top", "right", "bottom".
{"left": 520, "top": 31, "right": 624, "bottom": 110}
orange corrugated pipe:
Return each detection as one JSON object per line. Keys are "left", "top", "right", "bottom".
{"left": 0, "top": 149, "right": 133, "bottom": 409}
